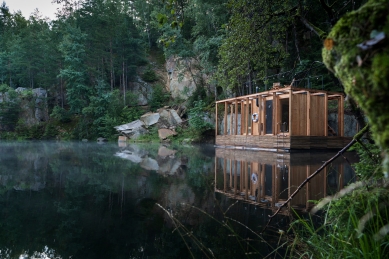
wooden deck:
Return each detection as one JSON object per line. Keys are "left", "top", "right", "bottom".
{"left": 216, "top": 135, "right": 352, "bottom": 151}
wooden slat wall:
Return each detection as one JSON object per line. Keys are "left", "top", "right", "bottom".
{"left": 310, "top": 95, "right": 326, "bottom": 136}
{"left": 291, "top": 93, "right": 307, "bottom": 136}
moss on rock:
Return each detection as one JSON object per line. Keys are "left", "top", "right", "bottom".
{"left": 322, "top": 0, "right": 389, "bottom": 175}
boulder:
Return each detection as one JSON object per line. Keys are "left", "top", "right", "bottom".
{"left": 115, "top": 120, "right": 149, "bottom": 139}
{"left": 158, "top": 129, "right": 177, "bottom": 140}
{"left": 158, "top": 109, "right": 182, "bottom": 127}
{"left": 115, "top": 119, "right": 145, "bottom": 131}
{"left": 140, "top": 112, "right": 160, "bottom": 127}
{"left": 97, "top": 137, "right": 107, "bottom": 143}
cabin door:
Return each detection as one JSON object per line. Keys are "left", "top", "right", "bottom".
{"left": 265, "top": 100, "right": 273, "bottom": 134}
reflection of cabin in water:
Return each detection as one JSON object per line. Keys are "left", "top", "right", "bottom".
{"left": 215, "top": 86, "right": 353, "bottom": 151}
{"left": 214, "top": 148, "right": 357, "bottom": 214}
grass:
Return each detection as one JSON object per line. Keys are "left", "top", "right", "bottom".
{"left": 287, "top": 180, "right": 389, "bottom": 259}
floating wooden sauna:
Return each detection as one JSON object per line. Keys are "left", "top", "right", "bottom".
{"left": 214, "top": 148, "right": 358, "bottom": 214}
{"left": 215, "top": 86, "right": 352, "bottom": 151}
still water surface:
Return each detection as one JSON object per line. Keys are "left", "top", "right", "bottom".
{"left": 0, "top": 141, "right": 358, "bottom": 258}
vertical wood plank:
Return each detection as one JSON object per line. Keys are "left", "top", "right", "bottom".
{"left": 246, "top": 97, "right": 250, "bottom": 135}
{"left": 307, "top": 91, "right": 311, "bottom": 136}
{"left": 224, "top": 102, "right": 228, "bottom": 135}
{"left": 258, "top": 96, "right": 262, "bottom": 135}
{"left": 230, "top": 104, "right": 233, "bottom": 135}
{"left": 273, "top": 93, "right": 277, "bottom": 135}
{"left": 215, "top": 103, "right": 218, "bottom": 136}
{"left": 234, "top": 99, "right": 239, "bottom": 135}
{"left": 241, "top": 101, "right": 244, "bottom": 135}
{"left": 324, "top": 93, "right": 328, "bottom": 137}
{"left": 289, "top": 90, "right": 293, "bottom": 136}
{"left": 339, "top": 95, "right": 344, "bottom": 136}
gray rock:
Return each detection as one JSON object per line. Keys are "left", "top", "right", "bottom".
{"left": 159, "top": 109, "right": 182, "bottom": 127}
{"left": 15, "top": 87, "right": 28, "bottom": 93}
{"left": 115, "top": 120, "right": 145, "bottom": 131}
{"left": 97, "top": 137, "right": 107, "bottom": 142}
{"left": 140, "top": 112, "right": 160, "bottom": 126}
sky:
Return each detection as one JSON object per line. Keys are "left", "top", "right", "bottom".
{"left": 6, "top": 0, "right": 61, "bottom": 20}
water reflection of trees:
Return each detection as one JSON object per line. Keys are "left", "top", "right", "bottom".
{"left": 0, "top": 142, "right": 220, "bottom": 258}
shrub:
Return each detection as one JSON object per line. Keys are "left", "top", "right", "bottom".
{"left": 188, "top": 100, "right": 213, "bottom": 132}
{"left": 150, "top": 84, "right": 170, "bottom": 111}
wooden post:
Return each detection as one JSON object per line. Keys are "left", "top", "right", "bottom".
{"left": 251, "top": 98, "right": 254, "bottom": 135}
{"left": 241, "top": 101, "right": 244, "bottom": 135}
{"left": 258, "top": 95, "right": 262, "bottom": 135}
{"left": 234, "top": 99, "right": 238, "bottom": 135}
{"left": 215, "top": 103, "right": 218, "bottom": 137}
{"left": 224, "top": 102, "right": 228, "bottom": 135}
{"left": 307, "top": 91, "right": 311, "bottom": 136}
{"left": 324, "top": 93, "right": 328, "bottom": 136}
{"left": 246, "top": 97, "right": 250, "bottom": 135}
{"left": 338, "top": 95, "right": 344, "bottom": 136}
{"left": 273, "top": 92, "right": 277, "bottom": 135}
{"left": 230, "top": 104, "right": 233, "bottom": 135}
{"left": 289, "top": 90, "right": 293, "bottom": 136}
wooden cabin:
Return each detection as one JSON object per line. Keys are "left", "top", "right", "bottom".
{"left": 214, "top": 148, "right": 358, "bottom": 214}
{"left": 215, "top": 86, "right": 352, "bottom": 151}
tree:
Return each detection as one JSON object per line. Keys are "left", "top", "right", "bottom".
{"left": 58, "top": 23, "right": 90, "bottom": 113}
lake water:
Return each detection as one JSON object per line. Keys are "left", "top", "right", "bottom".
{"left": 0, "top": 141, "right": 358, "bottom": 258}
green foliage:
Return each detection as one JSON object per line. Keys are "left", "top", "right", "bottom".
{"left": 0, "top": 83, "right": 8, "bottom": 93}
{"left": 289, "top": 185, "right": 389, "bottom": 259}
{"left": 352, "top": 142, "right": 383, "bottom": 179}
{"left": 43, "top": 122, "right": 59, "bottom": 140}
{"left": 50, "top": 106, "right": 72, "bottom": 123}
{"left": 188, "top": 100, "right": 214, "bottom": 132}
{"left": 149, "top": 84, "right": 170, "bottom": 111}
{"left": 141, "top": 67, "right": 158, "bottom": 82}
{"left": 0, "top": 87, "right": 20, "bottom": 131}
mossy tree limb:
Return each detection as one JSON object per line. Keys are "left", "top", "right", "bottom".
{"left": 322, "top": 0, "right": 389, "bottom": 176}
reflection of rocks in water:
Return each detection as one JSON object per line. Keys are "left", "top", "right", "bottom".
{"left": 158, "top": 146, "right": 177, "bottom": 158}
{"left": 116, "top": 144, "right": 186, "bottom": 177}
{"left": 140, "top": 157, "right": 159, "bottom": 171}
